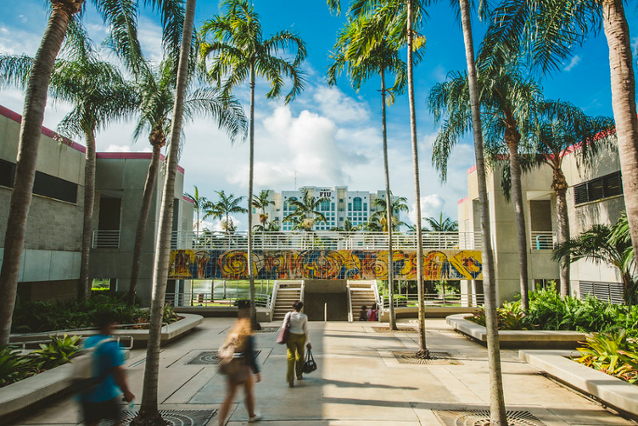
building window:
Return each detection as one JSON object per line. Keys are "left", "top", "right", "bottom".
{"left": 574, "top": 171, "right": 623, "bottom": 205}
{"left": 339, "top": 198, "right": 343, "bottom": 203}
{"left": 363, "top": 202, "right": 367, "bottom": 211}
{"left": 353, "top": 197, "right": 362, "bottom": 211}
{"left": 348, "top": 202, "right": 352, "bottom": 210}
{"left": 321, "top": 199, "right": 330, "bottom": 211}
{"left": 0, "top": 158, "right": 16, "bottom": 188}
{"left": 0, "top": 158, "right": 78, "bottom": 203}
{"left": 331, "top": 202, "right": 335, "bottom": 210}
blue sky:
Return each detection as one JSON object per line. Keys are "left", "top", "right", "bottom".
{"left": 0, "top": 1, "right": 636, "bottom": 230}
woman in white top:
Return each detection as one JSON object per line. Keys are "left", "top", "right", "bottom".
{"left": 282, "top": 300, "right": 311, "bottom": 387}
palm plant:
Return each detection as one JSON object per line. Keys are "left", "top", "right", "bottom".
{"left": 0, "top": 22, "right": 136, "bottom": 303}
{"left": 282, "top": 189, "right": 329, "bottom": 231}
{"left": 370, "top": 195, "right": 409, "bottom": 232}
{"left": 424, "top": 212, "right": 458, "bottom": 232}
{"left": 553, "top": 220, "right": 637, "bottom": 306}
{"left": 483, "top": 0, "right": 638, "bottom": 297}
{"left": 328, "top": 12, "right": 406, "bottom": 330}
{"left": 330, "top": 218, "right": 363, "bottom": 233}
{"left": 252, "top": 190, "right": 275, "bottom": 228}
{"left": 199, "top": 0, "right": 306, "bottom": 327}
{"left": 185, "top": 185, "right": 208, "bottom": 236}
{"left": 0, "top": 0, "right": 185, "bottom": 348}
{"left": 125, "top": 57, "right": 247, "bottom": 305}
{"left": 527, "top": 100, "right": 615, "bottom": 296}
{"left": 131, "top": 1, "right": 197, "bottom": 424}
{"left": 205, "top": 190, "right": 248, "bottom": 234}
{"left": 429, "top": 64, "right": 540, "bottom": 311}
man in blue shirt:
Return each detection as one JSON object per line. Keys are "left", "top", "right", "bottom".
{"left": 80, "top": 313, "right": 134, "bottom": 426}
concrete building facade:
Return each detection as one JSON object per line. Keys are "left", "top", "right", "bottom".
{"left": 458, "top": 143, "right": 626, "bottom": 304}
{"left": 0, "top": 105, "right": 193, "bottom": 305}
{"left": 251, "top": 186, "right": 399, "bottom": 231}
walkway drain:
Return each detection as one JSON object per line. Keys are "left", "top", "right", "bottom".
{"left": 391, "top": 351, "right": 463, "bottom": 365}
{"left": 186, "top": 350, "right": 261, "bottom": 365}
{"left": 255, "top": 326, "right": 280, "bottom": 333}
{"left": 373, "top": 326, "right": 417, "bottom": 333}
{"left": 432, "top": 410, "right": 545, "bottom": 426}
{"left": 102, "top": 409, "right": 217, "bottom": 425}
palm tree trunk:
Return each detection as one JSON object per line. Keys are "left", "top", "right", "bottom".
{"left": 601, "top": 0, "right": 638, "bottom": 275}
{"left": 128, "top": 143, "right": 162, "bottom": 306}
{"left": 459, "top": 0, "right": 507, "bottom": 423}
{"left": 131, "top": 0, "right": 196, "bottom": 423}
{"left": 507, "top": 140, "right": 529, "bottom": 311}
{"left": 380, "top": 68, "right": 397, "bottom": 330}
{"left": 78, "top": 128, "right": 96, "bottom": 302}
{"left": 0, "top": 4, "right": 76, "bottom": 346}
{"left": 247, "top": 63, "right": 258, "bottom": 329}
{"left": 553, "top": 168, "right": 570, "bottom": 297}
{"left": 407, "top": 0, "right": 428, "bottom": 357}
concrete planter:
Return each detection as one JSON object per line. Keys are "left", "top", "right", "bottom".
{"left": 521, "top": 350, "right": 638, "bottom": 421}
{"left": 446, "top": 313, "right": 587, "bottom": 349}
{"left": 1, "top": 314, "right": 203, "bottom": 421}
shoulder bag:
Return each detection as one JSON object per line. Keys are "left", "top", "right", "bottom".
{"left": 276, "top": 312, "right": 291, "bottom": 344}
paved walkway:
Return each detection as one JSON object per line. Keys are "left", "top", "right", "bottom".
{"left": 11, "top": 318, "right": 636, "bottom": 425}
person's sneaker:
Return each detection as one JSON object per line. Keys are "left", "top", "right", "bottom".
{"left": 248, "top": 413, "right": 262, "bottom": 423}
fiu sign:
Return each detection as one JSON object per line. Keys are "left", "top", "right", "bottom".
{"left": 168, "top": 249, "right": 482, "bottom": 281}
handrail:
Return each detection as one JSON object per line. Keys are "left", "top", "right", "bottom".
{"left": 167, "top": 292, "right": 271, "bottom": 308}
{"left": 531, "top": 231, "right": 556, "bottom": 250}
{"left": 380, "top": 293, "right": 485, "bottom": 309}
{"left": 346, "top": 281, "right": 353, "bottom": 322}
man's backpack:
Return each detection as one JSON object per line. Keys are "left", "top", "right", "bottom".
{"left": 69, "top": 337, "right": 116, "bottom": 394}
{"left": 217, "top": 336, "right": 244, "bottom": 376}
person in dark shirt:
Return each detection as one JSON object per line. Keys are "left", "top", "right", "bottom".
{"left": 218, "top": 303, "right": 261, "bottom": 425}
{"left": 359, "top": 305, "right": 368, "bottom": 321}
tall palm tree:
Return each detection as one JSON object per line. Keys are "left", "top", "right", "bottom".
{"left": 185, "top": 185, "right": 207, "bottom": 236}
{"left": 429, "top": 64, "right": 540, "bottom": 311}
{"left": 424, "top": 212, "right": 458, "bottom": 232}
{"left": 283, "top": 188, "right": 329, "bottom": 231}
{"left": 130, "top": 0, "right": 197, "bottom": 423}
{"left": 125, "top": 57, "right": 246, "bottom": 305}
{"left": 370, "top": 195, "right": 409, "bottom": 232}
{"left": 0, "top": 0, "right": 185, "bottom": 347}
{"left": 205, "top": 190, "right": 248, "bottom": 233}
{"left": 252, "top": 189, "right": 274, "bottom": 228}
{"left": 199, "top": 0, "right": 306, "bottom": 328}
{"left": 553, "top": 220, "right": 637, "bottom": 305}
{"left": 0, "top": 22, "right": 136, "bottom": 303}
{"left": 484, "top": 0, "right": 638, "bottom": 297}
{"left": 328, "top": 12, "right": 406, "bottom": 330}
{"left": 527, "top": 100, "right": 615, "bottom": 296}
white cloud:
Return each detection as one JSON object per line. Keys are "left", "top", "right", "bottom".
{"left": 563, "top": 55, "right": 581, "bottom": 72}
{"left": 408, "top": 194, "right": 445, "bottom": 226}
{"left": 312, "top": 85, "right": 369, "bottom": 124}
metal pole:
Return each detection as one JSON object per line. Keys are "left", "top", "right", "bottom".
{"left": 324, "top": 303, "right": 327, "bottom": 323}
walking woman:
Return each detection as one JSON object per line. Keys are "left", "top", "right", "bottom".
{"left": 282, "top": 300, "right": 311, "bottom": 387}
{"left": 218, "top": 302, "right": 261, "bottom": 425}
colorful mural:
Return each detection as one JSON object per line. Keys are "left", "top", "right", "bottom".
{"left": 168, "top": 249, "right": 483, "bottom": 281}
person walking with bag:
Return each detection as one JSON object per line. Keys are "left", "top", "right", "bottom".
{"left": 282, "top": 300, "right": 311, "bottom": 387}
{"left": 78, "top": 313, "right": 134, "bottom": 426}
{"left": 218, "top": 301, "right": 261, "bottom": 425}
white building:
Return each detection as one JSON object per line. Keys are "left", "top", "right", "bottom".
{"left": 252, "top": 186, "right": 399, "bottom": 231}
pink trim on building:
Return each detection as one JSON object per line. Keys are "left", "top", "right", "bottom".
{"left": 457, "top": 196, "right": 469, "bottom": 205}
{"left": 467, "top": 165, "right": 477, "bottom": 175}
{"left": 183, "top": 194, "right": 195, "bottom": 204}
{"left": 0, "top": 104, "right": 85, "bottom": 153}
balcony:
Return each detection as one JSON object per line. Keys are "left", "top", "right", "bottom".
{"left": 173, "top": 230, "right": 482, "bottom": 251}
{"left": 531, "top": 231, "right": 556, "bottom": 251}
{"left": 91, "top": 230, "right": 120, "bottom": 249}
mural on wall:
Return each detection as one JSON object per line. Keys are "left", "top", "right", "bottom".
{"left": 168, "top": 249, "right": 483, "bottom": 281}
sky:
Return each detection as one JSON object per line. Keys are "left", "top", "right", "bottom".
{"left": 1, "top": 1, "right": 637, "bottom": 231}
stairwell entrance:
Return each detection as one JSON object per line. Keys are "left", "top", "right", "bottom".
{"left": 303, "top": 280, "right": 348, "bottom": 321}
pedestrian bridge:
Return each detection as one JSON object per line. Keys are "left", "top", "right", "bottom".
{"left": 168, "top": 231, "right": 483, "bottom": 281}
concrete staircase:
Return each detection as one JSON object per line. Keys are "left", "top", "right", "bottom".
{"left": 348, "top": 280, "right": 378, "bottom": 322}
{"left": 272, "top": 281, "right": 303, "bottom": 321}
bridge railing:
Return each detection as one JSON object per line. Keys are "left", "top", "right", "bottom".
{"left": 169, "top": 230, "right": 482, "bottom": 251}
{"left": 165, "top": 292, "right": 271, "bottom": 308}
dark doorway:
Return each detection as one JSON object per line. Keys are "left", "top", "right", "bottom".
{"left": 303, "top": 280, "right": 348, "bottom": 321}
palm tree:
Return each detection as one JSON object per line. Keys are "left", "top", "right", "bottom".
{"left": 527, "top": 100, "right": 615, "bottom": 296}
{"left": 205, "top": 190, "right": 248, "bottom": 234}
{"left": 0, "top": 0, "right": 185, "bottom": 348}
{"left": 328, "top": 12, "right": 407, "bottom": 330}
{"left": 252, "top": 190, "right": 275, "bottom": 228}
{"left": 185, "top": 185, "right": 208, "bottom": 236}
{"left": 125, "top": 57, "right": 246, "bottom": 305}
{"left": 130, "top": 1, "right": 197, "bottom": 424}
{"left": 429, "top": 64, "right": 540, "bottom": 311}
{"left": 283, "top": 189, "right": 329, "bottom": 231}
{"left": 553, "top": 219, "right": 637, "bottom": 305}
{"left": 370, "top": 195, "right": 409, "bottom": 232}
{"left": 424, "top": 212, "right": 458, "bottom": 232}
{"left": 0, "top": 22, "right": 136, "bottom": 303}
{"left": 199, "top": 0, "right": 306, "bottom": 328}
{"left": 484, "top": 0, "right": 638, "bottom": 297}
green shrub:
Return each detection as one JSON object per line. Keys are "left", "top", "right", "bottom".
{"left": 575, "top": 330, "right": 638, "bottom": 384}
{"left": 0, "top": 346, "right": 34, "bottom": 387}
{"left": 30, "top": 334, "right": 81, "bottom": 371}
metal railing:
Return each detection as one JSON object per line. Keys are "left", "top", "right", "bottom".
{"left": 92, "top": 230, "right": 120, "bottom": 249}
{"left": 531, "top": 231, "right": 556, "bottom": 251}
{"left": 172, "top": 230, "right": 482, "bottom": 251}
{"left": 380, "top": 293, "right": 485, "bottom": 309}
{"left": 166, "top": 292, "right": 271, "bottom": 308}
